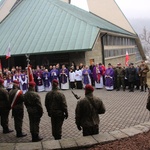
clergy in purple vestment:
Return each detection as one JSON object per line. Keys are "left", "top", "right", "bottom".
{"left": 35, "top": 71, "right": 43, "bottom": 86}
{"left": 105, "top": 63, "right": 114, "bottom": 90}
{"left": 93, "top": 64, "right": 102, "bottom": 83}
{"left": 59, "top": 65, "right": 69, "bottom": 89}
{"left": 19, "top": 71, "right": 28, "bottom": 94}
{"left": 50, "top": 65, "right": 59, "bottom": 82}
{"left": 60, "top": 65, "right": 68, "bottom": 84}
{"left": 82, "top": 65, "right": 91, "bottom": 88}
{"left": 13, "top": 71, "right": 20, "bottom": 82}
{"left": 43, "top": 69, "right": 51, "bottom": 91}
{"left": 35, "top": 66, "right": 45, "bottom": 92}
{"left": 93, "top": 63, "right": 104, "bottom": 88}
{"left": 43, "top": 69, "right": 50, "bottom": 87}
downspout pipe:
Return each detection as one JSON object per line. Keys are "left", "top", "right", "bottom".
{"left": 100, "top": 33, "right": 107, "bottom": 66}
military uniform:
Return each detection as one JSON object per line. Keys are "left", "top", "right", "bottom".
{"left": 0, "top": 79, "right": 13, "bottom": 134}
{"left": 9, "top": 82, "right": 27, "bottom": 137}
{"left": 75, "top": 85, "right": 106, "bottom": 136}
{"left": 24, "top": 82, "right": 43, "bottom": 142}
{"left": 45, "top": 79, "right": 68, "bottom": 140}
{"left": 115, "top": 65, "right": 125, "bottom": 91}
{"left": 139, "top": 62, "right": 149, "bottom": 91}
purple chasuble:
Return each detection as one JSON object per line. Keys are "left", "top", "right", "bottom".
{"left": 36, "top": 71, "right": 43, "bottom": 86}
{"left": 43, "top": 72, "right": 50, "bottom": 87}
{"left": 50, "top": 69, "right": 59, "bottom": 82}
{"left": 82, "top": 69, "right": 91, "bottom": 84}
{"left": 105, "top": 68, "right": 114, "bottom": 87}
{"left": 60, "top": 68, "right": 68, "bottom": 84}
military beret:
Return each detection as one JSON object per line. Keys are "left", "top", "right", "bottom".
{"left": 0, "top": 78, "right": 4, "bottom": 84}
{"left": 13, "top": 80, "right": 20, "bottom": 84}
{"left": 29, "top": 81, "right": 36, "bottom": 87}
{"left": 52, "top": 79, "right": 58, "bottom": 84}
{"left": 85, "top": 84, "right": 94, "bottom": 92}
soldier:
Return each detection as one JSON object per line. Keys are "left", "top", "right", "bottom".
{"left": 139, "top": 60, "right": 149, "bottom": 92}
{"left": 0, "top": 78, "right": 13, "bottom": 134}
{"left": 75, "top": 84, "right": 106, "bottom": 136}
{"left": 45, "top": 79, "right": 68, "bottom": 140}
{"left": 9, "top": 80, "right": 27, "bottom": 137}
{"left": 126, "top": 63, "right": 136, "bottom": 92}
{"left": 24, "top": 81, "right": 43, "bottom": 142}
{"left": 115, "top": 63, "right": 126, "bottom": 91}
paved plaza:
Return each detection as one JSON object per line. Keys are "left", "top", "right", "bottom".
{"left": 0, "top": 88, "right": 149, "bottom": 143}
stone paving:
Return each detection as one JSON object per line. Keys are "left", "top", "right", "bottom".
{"left": 0, "top": 88, "right": 149, "bottom": 143}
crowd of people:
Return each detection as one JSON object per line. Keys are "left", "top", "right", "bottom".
{"left": 0, "top": 60, "right": 149, "bottom": 142}
{"left": 0, "top": 60, "right": 149, "bottom": 93}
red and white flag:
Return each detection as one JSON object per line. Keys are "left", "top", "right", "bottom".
{"left": 0, "top": 59, "right": 2, "bottom": 71}
{"left": 125, "top": 50, "right": 129, "bottom": 66}
{"left": 27, "top": 65, "right": 34, "bottom": 83}
{"left": 6, "top": 43, "right": 11, "bottom": 59}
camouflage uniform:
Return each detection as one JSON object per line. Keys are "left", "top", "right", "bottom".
{"left": 24, "top": 86, "right": 43, "bottom": 142}
{"left": 75, "top": 93, "right": 106, "bottom": 136}
{"left": 115, "top": 66, "right": 126, "bottom": 91}
{"left": 9, "top": 84, "right": 26, "bottom": 137}
{"left": 0, "top": 84, "right": 13, "bottom": 133}
{"left": 139, "top": 63, "right": 149, "bottom": 91}
{"left": 45, "top": 89, "right": 68, "bottom": 140}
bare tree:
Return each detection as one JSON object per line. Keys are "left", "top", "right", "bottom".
{"left": 140, "top": 27, "right": 150, "bottom": 61}
{"left": 140, "top": 27, "right": 150, "bottom": 44}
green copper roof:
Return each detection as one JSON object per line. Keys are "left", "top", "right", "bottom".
{"left": 0, "top": 0, "right": 133, "bottom": 56}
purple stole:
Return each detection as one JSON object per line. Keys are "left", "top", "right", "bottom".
{"left": 82, "top": 69, "right": 91, "bottom": 84}
{"left": 7, "top": 78, "right": 13, "bottom": 89}
{"left": 43, "top": 72, "right": 50, "bottom": 87}
{"left": 20, "top": 74, "right": 27, "bottom": 90}
{"left": 60, "top": 69, "right": 68, "bottom": 84}
{"left": 14, "top": 74, "right": 20, "bottom": 81}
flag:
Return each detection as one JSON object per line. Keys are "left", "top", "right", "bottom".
{"left": 0, "top": 59, "right": 2, "bottom": 71}
{"left": 125, "top": 50, "right": 129, "bottom": 66}
{"left": 27, "top": 65, "right": 34, "bottom": 83}
{"left": 6, "top": 43, "right": 11, "bottom": 59}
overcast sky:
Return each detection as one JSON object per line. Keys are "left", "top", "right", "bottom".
{"left": 71, "top": 0, "right": 150, "bottom": 19}
{"left": 115, "top": 0, "right": 150, "bottom": 19}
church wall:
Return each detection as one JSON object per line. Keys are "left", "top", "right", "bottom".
{"left": 105, "top": 54, "right": 136, "bottom": 67}
{"left": 85, "top": 33, "right": 103, "bottom": 66}
{"left": 69, "top": 52, "right": 85, "bottom": 67}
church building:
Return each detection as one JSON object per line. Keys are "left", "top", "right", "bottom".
{"left": 0, "top": 0, "right": 145, "bottom": 69}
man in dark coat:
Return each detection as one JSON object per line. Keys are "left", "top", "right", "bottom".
{"left": 45, "top": 79, "right": 68, "bottom": 140}
{"left": 75, "top": 84, "right": 106, "bottom": 136}
{"left": 9, "top": 80, "right": 27, "bottom": 137}
{"left": 126, "top": 63, "right": 136, "bottom": 92}
{"left": 24, "top": 81, "right": 43, "bottom": 142}
{"left": 0, "top": 78, "right": 13, "bottom": 134}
